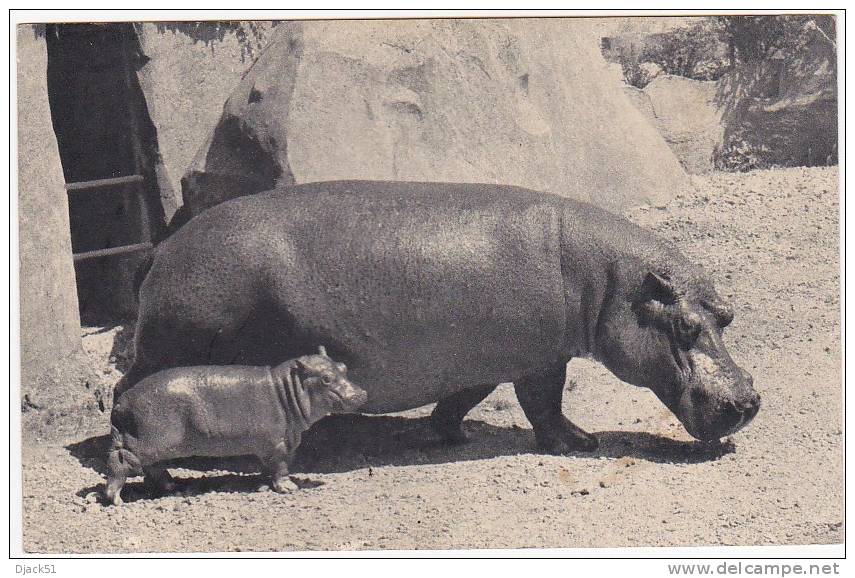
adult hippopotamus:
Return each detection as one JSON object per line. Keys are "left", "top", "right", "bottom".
{"left": 120, "top": 180, "right": 760, "bottom": 454}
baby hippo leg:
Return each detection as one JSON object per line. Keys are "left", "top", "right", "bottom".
{"left": 264, "top": 441, "right": 298, "bottom": 493}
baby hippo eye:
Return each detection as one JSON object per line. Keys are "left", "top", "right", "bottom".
{"left": 321, "top": 373, "right": 334, "bottom": 385}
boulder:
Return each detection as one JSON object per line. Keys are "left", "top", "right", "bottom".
{"left": 17, "top": 26, "right": 104, "bottom": 418}
{"left": 715, "top": 30, "right": 838, "bottom": 170}
{"left": 642, "top": 75, "right": 723, "bottom": 174}
{"left": 182, "top": 18, "right": 690, "bottom": 216}
{"left": 136, "top": 22, "right": 276, "bottom": 220}
{"left": 16, "top": 25, "right": 83, "bottom": 386}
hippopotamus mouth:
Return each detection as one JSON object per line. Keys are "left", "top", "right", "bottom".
{"left": 330, "top": 387, "right": 368, "bottom": 412}
{"left": 675, "top": 386, "right": 762, "bottom": 442}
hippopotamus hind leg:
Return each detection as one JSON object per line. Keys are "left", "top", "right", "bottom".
{"left": 513, "top": 363, "right": 598, "bottom": 454}
{"left": 430, "top": 384, "right": 497, "bottom": 444}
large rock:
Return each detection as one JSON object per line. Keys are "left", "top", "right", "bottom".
{"left": 715, "top": 30, "right": 837, "bottom": 170}
{"left": 136, "top": 22, "right": 276, "bottom": 221}
{"left": 17, "top": 26, "right": 102, "bottom": 416}
{"left": 634, "top": 75, "right": 723, "bottom": 174}
{"left": 183, "top": 18, "right": 690, "bottom": 216}
{"left": 17, "top": 26, "right": 82, "bottom": 383}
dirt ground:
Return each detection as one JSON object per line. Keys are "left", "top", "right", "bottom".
{"left": 20, "top": 167, "right": 842, "bottom": 553}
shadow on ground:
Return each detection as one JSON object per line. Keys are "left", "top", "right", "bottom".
{"left": 68, "top": 413, "right": 734, "bottom": 503}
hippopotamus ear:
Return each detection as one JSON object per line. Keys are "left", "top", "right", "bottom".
{"left": 317, "top": 346, "right": 328, "bottom": 357}
{"left": 639, "top": 271, "right": 678, "bottom": 305}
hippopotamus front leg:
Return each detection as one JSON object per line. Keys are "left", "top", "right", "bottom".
{"left": 430, "top": 384, "right": 498, "bottom": 444}
{"left": 264, "top": 441, "right": 299, "bottom": 493}
{"left": 514, "top": 363, "right": 598, "bottom": 454}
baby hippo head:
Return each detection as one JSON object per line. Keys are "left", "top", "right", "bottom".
{"left": 275, "top": 346, "right": 368, "bottom": 423}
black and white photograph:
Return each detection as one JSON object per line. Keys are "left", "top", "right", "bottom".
{"left": 11, "top": 9, "right": 844, "bottom": 560}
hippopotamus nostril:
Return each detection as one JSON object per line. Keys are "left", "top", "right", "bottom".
{"left": 745, "top": 392, "right": 761, "bottom": 419}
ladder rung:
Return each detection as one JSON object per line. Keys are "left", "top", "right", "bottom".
{"left": 66, "top": 175, "right": 144, "bottom": 192}
{"left": 73, "top": 242, "right": 152, "bottom": 262}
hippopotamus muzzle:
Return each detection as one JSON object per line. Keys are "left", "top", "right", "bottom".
{"left": 673, "top": 369, "right": 761, "bottom": 441}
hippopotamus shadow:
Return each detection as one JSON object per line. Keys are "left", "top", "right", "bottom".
{"left": 68, "top": 414, "right": 734, "bottom": 502}
{"left": 290, "top": 414, "right": 735, "bottom": 473}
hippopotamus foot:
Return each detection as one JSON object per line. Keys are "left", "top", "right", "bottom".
{"left": 266, "top": 441, "right": 299, "bottom": 493}
{"left": 514, "top": 364, "right": 599, "bottom": 454}
{"left": 271, "top": 476, "right": 299, "bottom": 493}
{"left": 430, "top": 384, "right": 498, "bottom": 444}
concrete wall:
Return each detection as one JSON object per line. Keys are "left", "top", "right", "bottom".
{"left": 16, "top": 25, "right": 83, "bottom": 388}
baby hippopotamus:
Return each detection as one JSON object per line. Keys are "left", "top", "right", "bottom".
{"left": 105, "top": 346, "right": 367, "bottom": 505}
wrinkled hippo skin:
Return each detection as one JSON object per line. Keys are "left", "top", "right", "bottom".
{"left": 121, "top": 181, "right": 760, "bottom": 455}
{"left": 105, "top": 348, "right": 367, "bottom": 505}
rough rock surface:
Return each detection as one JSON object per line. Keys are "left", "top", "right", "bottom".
{"left": 182, "top": 19, "right": 689, "bottom": 216}
{"left": 16, "top": 26, "right": 85, "bottom": 390}
{"left": 714, "top": 28, "right": 837, "bottom": 170}
{"left": 135, "top": 23, "right": 276, "bottom": 220}
{"left": 20, "top": 167, "right": 841, "bottom": 552}
{"left": 627, "top": 75, "right": 723, "bottom": 174}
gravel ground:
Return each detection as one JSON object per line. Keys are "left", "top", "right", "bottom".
{"left": 20, "top": 167, "right": 842, "bottom": 553}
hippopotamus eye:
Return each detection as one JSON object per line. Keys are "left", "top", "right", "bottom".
{"left": 674, "top": 312, "right": 703, "bottom": 347}
{"left": 321, "top": 373, "right": 334, "bottom": 385}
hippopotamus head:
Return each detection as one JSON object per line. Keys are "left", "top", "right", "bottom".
{"left": 277, "top": 346, "right": 368, "bottom": 419}
{"left": 597, "top": 271, "right": 759, "bottom": 442}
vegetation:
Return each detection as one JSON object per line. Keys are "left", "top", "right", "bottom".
{"left": 145, "top": 21, "right": 277, "bottom": 62}
{"left": 716, "top": 15, "right": 836, "bottom": 66}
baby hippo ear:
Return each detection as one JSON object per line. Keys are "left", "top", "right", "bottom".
{"left": 318, "top": 346, "right": 327, "bottom": 357}
{"left": 293, "top": 357, "right": 308, "bottom": 372}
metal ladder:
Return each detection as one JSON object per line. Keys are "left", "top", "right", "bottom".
{"left": 65, "top": 174, "right": 152, "bottom": 262}
{"left": 66, "top": 42, "right": 153, "bottom": 264}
